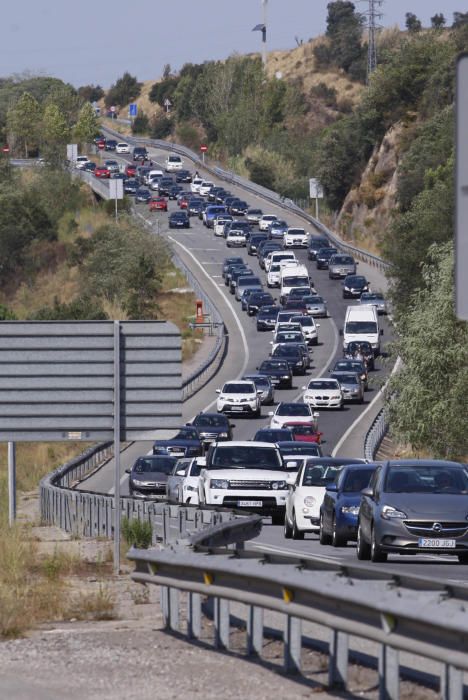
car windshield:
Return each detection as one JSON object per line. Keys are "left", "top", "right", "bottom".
{"left": 342, "top": 468, "right": 375, "bottom": 492}
{"left": 346, "top": 321, "right": 378, "bottom": 334}
{"left": 346, "top": 276, "right": 366, "bottom": 285}
{"left": 309, "top": 380, "right": 339, "bottom": 390}
{"left": 223, "top": 383, "right": 255, "bottom": 394}
{"left": 302, "top": 464, "right": 341, "bottom": 486}
{"left": 194, "top": 415, "right": 227, "bottom": 427}
{"left": 210, "top": 446, "right": 283, "bottom": 470}
{"left": 279, "top": 444, "right": 321, "bottom": 456}
{"left": 134, "top": 457, "right": 175, "bottom": 474}
{"left": 292, "top": 316, "right": 312, "bottom": 326}
{"left": 385, "top": 464, "right": 468, "bottom": 494}
{"left": 261, "top": 361, "right": 288, "bottom": 371}
{"left": 277, "top": 404, "right": 310, "bottom": 416}
{"left": 283, "top": 276, "right": 309, "bottom": 287}
{"left": 174, "top": 428, "right": 199, "bottom": 440}
{"left": 274, "top": 346, "right": 300, "bottom": 357}
{"left": 276, "top": 333, "right": 303, "bottom": 343}
{"left": 333, "top": 373, "right": 359, "bottom": 385}
{"left": 288, "top": 229, "right": 306, "bottom": 235}
{"left": 335, "top": 361, "right": 363, "bottom": 371}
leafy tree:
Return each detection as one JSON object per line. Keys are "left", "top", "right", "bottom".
{"left": 74, "top": 102, "right": 100, "bottom": 145}
{"left": 149, "top": 76, "right": 179, "bottom": 106}
{"left": 150, "top": 113, "right": 172, "bottom": 139}
{"left": 43, "top": 84, "right": 81, "bottom": 129}
{"left": 405, "top": 12, "right": 422, "bottom": 33}
{"left": 41, "top": 104, "right": 70, "bottom": 163}
{"left": 77, "top": 84, "right": 104, "bottom": 103}
{"left": 452, "top": 12, "right": 468, "bottom": 28}
{"left": 162, "top": 64, "right": 172, "bottom": 80}
{"left": 431, "top": 13, "right": 446, "bottom": 29}
{"left": 316, "top": 1, "right": 365, "bottom": 75}
{"left": 245, "top": 158, "right": 275, "bottom": 190}
{"left": 6, "top": 92, "right": 42, "bottom": 156}
{"left": 131, "top": 111, "right": 149, "bottom": 135}
{"left": 105, "top": 72, "right": 141, "bottom": 108}
{"left": 386, "top": 242, "right": 468, "bottom": 460}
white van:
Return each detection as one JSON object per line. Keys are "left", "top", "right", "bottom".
{"left": 342, "top": 305, "right": 381, "bottom": 354}
{"left": 264, "top": 250, "right": 296, "bottom": 273}
{"left": 165, "top": 154, "right": 183, "bottom": 172}
{"left": 280, "top": 265, "right": 311, "bottom": 304}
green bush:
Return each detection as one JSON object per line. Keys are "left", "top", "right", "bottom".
{"left": 121, "top": 517, "right": 153, "bottom": 549}
{"left": 150, "top": 113, "right": 172, "bottom": 139}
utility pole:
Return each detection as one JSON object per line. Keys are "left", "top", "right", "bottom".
{"left": 253, "top": 0, "right": 268, "bottom": 68}
{"left": 361, "top": 0, "right": 384, "bottom": 82}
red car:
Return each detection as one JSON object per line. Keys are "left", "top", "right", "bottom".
{"left": 94, "top": 165, "right": 110, "bottom": 178}
{"left": 178, "top": 195, "right": 191, "bottom": 209}
{"left": 125, "top": 164, "right": 137, "bottom": 177}
{"left": 149, "top": 197, "right": 168, "bottom": 212}
{"left": 284, "top": 421, "right": 322, "bottom": 444}
{"left": 96, "top": 138, "right": 106, "bottom": 150}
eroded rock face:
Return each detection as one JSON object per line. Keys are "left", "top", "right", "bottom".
{"left": 336, "top": 122, "right": 404, "bottom": 251}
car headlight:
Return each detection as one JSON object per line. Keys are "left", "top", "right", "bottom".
{"left": 341, "top": 505, "right": 360, "bottom": 515}
{"left": 210, "top": 479, "right": 229, "bottom": 489}
{"left": 282, "top": 375, "right": 290, "bottom": 379}
{"left": 381, "top": 505, "right": 407, "bottom": 520}
{"left": 304, "top": 496, "right": 316, "bottom": 507}
{"left": 218, "top": 432, "right": 228, "bottom": 438}
{"left": 271, "top": 481, "right": 287, "bottom": 490}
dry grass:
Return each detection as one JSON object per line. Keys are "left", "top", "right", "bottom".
{"left": 157, "top": 289, "right": 203, "bottom": 362}
{"left": 64, "top": 585, "right": 117, "bottom": 621}
{"left": 99, "top": 79, "right": 163, "bottom": 124}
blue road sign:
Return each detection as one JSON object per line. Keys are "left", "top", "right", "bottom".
{"left": 129, "top": 103, "right": 137, "bottom": 117}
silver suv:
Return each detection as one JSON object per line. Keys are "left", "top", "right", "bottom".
{"left": 328, "top": 254, "right": 357, "bottom": 279}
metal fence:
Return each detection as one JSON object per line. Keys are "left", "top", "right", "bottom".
{"left": 130, "top": 520, "right": 468, "bottom": 700}
{"left": 364, "top": 408, "right": 388, "bottom": 461}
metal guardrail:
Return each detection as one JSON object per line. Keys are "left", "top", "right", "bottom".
{"left": 364, "top": 408, "right": 388, "bottom": 461}
{"left": 129, "top": 526, "right": 468, "bottom": 699}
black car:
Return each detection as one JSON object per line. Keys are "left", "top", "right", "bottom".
{"left": 83, "top": 161, "right": 96, "bottom": 172}
{"left": 169, "top": 211, "right": 190, "bottom": 229}
{"left": 153, "top": 426, "right": 203, "bottom": 457}
{"left": 188, "top": 200, "right": 204, "bottom": 216}
{"left": 126, "top": 454, "right": 177, "bottom": 497}
{"left": 308, "top": 237, "right": 331, "bottom": 260}
{"left": 188, "top": 412, "right": 233, "bottom": 448}
{"left": 229, "top": 267, "right": 253, "bottom": 294}
{"left": 248, "top": 233, "right": 269, "bottom": 256}
{"left": 225, "top": 264, "right": 249, "bottom": 287}
{"left": 207, "top": 187, "right": 224, "bottom": 202}
{"left": 254, "top": 428, "right": 294, "bottom": 443}
{"left": 158, "top": 177, "right": 175, "bottom": 196}
{"left": 135, "top": 188, "right": 152, "bottom": 203}
{"left": 229, "top": 200, "right": 249, "bottom": 216}
{"left": 133, "top": 146, "right": 148, "bottom": 162}
{"left": 246, "top": 291, "right": 275, "bottom": 316}
{"left": 316, "top": 247, "right": 338, "bottom": 269}
{"left": 342, "top": 275, "right": 370, "bottom": 299}
{"left": 168, "top": 185, "right": 183, "bottom": 200}
{"left": 223, "top": 256, "right": 244, "bottom": 279}
{"left": 257, "top": 359, "right": 293, "bottom": 388}
{"left": 105, "top": 139, "right": 117, "bottom": 151}
{"left": 256, "top": 305, "right": 280, "bottom": 331}
{"left": 271, "top": 344, "right": 307, "bottom": 374}
{"left": 175, "top": 169, "right": 192, "bottom": 183}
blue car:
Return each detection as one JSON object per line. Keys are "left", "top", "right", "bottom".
{"left": 135, "top": 188, "right": 152, "bottom": 203}
{"left": 152, "top": 426, "right": 203, "bottom": 458}
{"left": 319, "top": 462, "right": 377, "bottom": 547}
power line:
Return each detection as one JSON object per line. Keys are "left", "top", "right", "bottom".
{"left": 360, "top": 0, "right": 384, "bottom": 82}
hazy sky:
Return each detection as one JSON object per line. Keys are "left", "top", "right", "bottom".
{"left": 1, "top": 1, "right": 465, "bottom": 87}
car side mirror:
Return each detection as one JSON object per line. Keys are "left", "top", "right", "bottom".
{"left": 285, "top": 473, "right": 296, "bottom": 485}
{"left": 268, "top": 411, "right": 274, "bottom": 416}
{"left": 325, "top": 483, "right": 337, "bottom": 492}
{"left": 301, "top": 386, "right": 306, "bottom": 390}
{"left": 125, "top": 468, "right": 131, "bottom": 474}
{"left": 230, "top": 424, "right": 236, "bottom": 429}
{"left": 216, "top": 389, "right": 221, "bottom": 394}
{"left": 316, "top": 324, "right": 320, "bottom": 328}
{"left": 176, "top": 469, "right": 186, "bottom": 476}
{"left": 361, "top": 486, "right": 374, "bottom": 498}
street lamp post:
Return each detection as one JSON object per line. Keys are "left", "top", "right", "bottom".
{"left": 252, "top": 0, "right": 268, "bottom": 67}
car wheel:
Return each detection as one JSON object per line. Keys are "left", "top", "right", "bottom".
{"left": 331, "top": 516, "right": 346, "bottom": 547}
{"left": 457, "top": 554, "right": 468, "bottom": 564}
{"left": 284, "top": 517, "right": 293, "bottom": 538}
{"left": 356, "top": 524, "right": 371, "bottom": 560}
{"left": 291, "top": 512, "right": 304, "bottom": 540}
{"left": 370, "top": 525, "right": 387, "bottom": 563}
{"left": 319, "top": 514, "right": 332, "bottom": 545}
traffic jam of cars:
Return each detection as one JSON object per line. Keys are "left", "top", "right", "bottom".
{"left": 88, "top": 136, "right": 468, "bottom": 565}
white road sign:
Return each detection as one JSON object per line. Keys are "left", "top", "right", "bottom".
{"left": 309, "top": 178, "right": 324, "bottom": 199}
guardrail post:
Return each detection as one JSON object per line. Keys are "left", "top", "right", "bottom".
{"left": 328, "top": 629, "right": 348, "bottom": 689}
{"left": 214, "top": 597, "right": 230, "bottom": 650}
{"left": 246, "top": 605, "right": 263, "bottom": 657}
{"left": 168, "top": 587, "right": 180, "bottom": 632}
{"left": 179, "top": 508, "right": 188, "bottom": 539}
{"left": 441, "top": 664, "right": 463, "bottom": 700}
{"left": 163, "top": 507, "right": 170, "bottom": 545}
{"left": 378, "top": 644, "right": 399, "bottom": 700}
{"left": 187, "top": 592, "right": 201, "bottom": 640}
{"left": 284, "top": 615, "right": 301, "bottom": 674}
{"left": 160, "top": 586, "right": 169, "bottom": 628}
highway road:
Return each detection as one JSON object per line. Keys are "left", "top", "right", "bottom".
{"left": 75, "top": 138, "right": 468, "bottom": 581}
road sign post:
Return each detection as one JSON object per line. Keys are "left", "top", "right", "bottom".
{"left": 109, "top": 178, "right": 124, "bottom": 222}
{"left": 456, "top": 55, "right": 468, "bottom": 320}
{"left": 164, "top": 98, "right": 172, "bottom": 114}
{"left": 0, "top": 321, "right": 182, "bottom": 568}
{"left": 200, "top": 144, "right": 208, "bottom": 165}
{"left": 309, "top": 178, "right": 324, "bottom": 220}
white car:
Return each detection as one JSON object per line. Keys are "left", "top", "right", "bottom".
{"left": 259, "top": 214, "right": 278, "bottom": 231}
{"left": 191, "top": 177, "right": 203, "bottom": 193}
{"left": 198, "top": 441, "right": 288, "bottom": 524}
{"left": 264, "top": 251, "right": 296, "bottom": 273}
{"left": 199, "top": 180, "right": 214, "bottom": 196}
{"left": 283, "top": 227, "right": 310, "bottom": 248}
{"left": 302, "top": 378, "right": 343, "bottom": 409}
{"left": 216, "top": 380, "right": 261, "bottom": 417}
{"left": 116, "top": 143, "right": 130, "bottom": 154}
{"left": 289, "top": 315, "right": 320, "bottom": 346}
{"left": 214, "top": 216, "right": 232, "bottom": 236}
{"left": 104, "top": 159, "right": 119, "bottom": 173}
{"left": 267, "top": 263, "right": 282, "bottom": 288}
{"left": 284, "top": 461, "right": 342, "bottom": 538}
{"left": 269, "top": 402, "right": 318, "bottom": 429}
{"left": 165, "top": 154, "right": 184, "bottom": 172}
{"left": 226, "top": 229, "right": 247, "bottom": 247}
{"left": 166, "top": 456, "right": 204, "bottom": 504}
{"left": 75, "top": 156, "right": 90, "bottom": 169}
{"left": 270, "top": 329, "right": 306, "bottom": 356}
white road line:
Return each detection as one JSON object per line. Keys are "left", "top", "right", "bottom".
{"left": 252, "top": 542, "right": 342, "bottom": 562}
{"left": 331, "top": 357, "right": 402, "bottom": 457}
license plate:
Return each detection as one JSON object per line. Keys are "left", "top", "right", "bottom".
{"left": 238, "top": 500, "right": 263, "bottom": 507}
{"left": 271, "top": 379, "right": 280, "bottom": 384}
{"left": 418, "top": 538, "right": 456, "bottom": 548}
{"left": 230, "top": 406, "right": 243, "bottom": 411}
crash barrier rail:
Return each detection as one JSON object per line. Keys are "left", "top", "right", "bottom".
{"left": 39, "top": 441, "right": 247, "bottom": 541}
{"left": 130, "top": 526, "right": 468, "bottom": 700}
{"left": 103, "top": 125, "right": 391, "bottom": 274}
{"left": 364, "top": 408, "right": 388, "bottom": 461}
